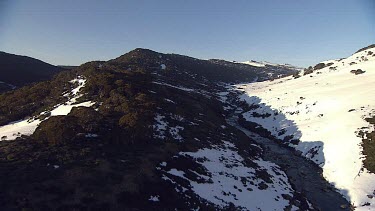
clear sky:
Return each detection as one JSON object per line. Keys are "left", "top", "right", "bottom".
{"left": 0, "top": 0, "right": 374, "bottom": 67}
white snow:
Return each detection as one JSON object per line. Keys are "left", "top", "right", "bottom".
{"left": 238, "top": 61, "right": 303, "bottom": 71}
{"left": 70, "top": 78, "right": 86, "bottom": 96}
{"left": 161, "top": 64, "right": 166, "bottom": 70}
{"left": 239, "top": 61, "right": 266, "bottom": 67}
{"left": 153, "top": 114, "right": 168, "bottom": 139}
{"left": 0, "top": 119, "right": 41, "bottom": 140}
{"left": 149, "top": 195, "right": 160, "bottom": 202}
{"left": 152, "top": 81, "right": 194, "bottom": 92}
{"left": 236, "top": 46, "right": 375, "bottom": 209}
{"left": 0, "top": 76, "right": 94, "bottom": 140}
{"left": 85, "top": 133, "right": 99, "bottom": 138}
{"left": 162, "top": 141, "right": 299, "bottom": 210}
{"left": 169, "top": 126, "right": 184, "bottom": 142}
{"left": 217, "top": 91, "right": 229, "bottom": 103}
{"left": 50, "top": 101, "right": 94, "bottom": 116}
{"left": 153, "top": 113, "right": 184, "bottom": 141}
{"left": 164, "top": 98, "right": 176, "bottom": 104}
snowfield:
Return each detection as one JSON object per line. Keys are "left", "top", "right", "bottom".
{"left": 236, "top": 47, "right": 375, "bottom": 209}
{"left": 0, "top": 76, "right": 94, "bottom": 140}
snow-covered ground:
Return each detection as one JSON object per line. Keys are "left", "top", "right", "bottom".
{"left": 160, "top": 141, "right": 308, "bottom": 210}
{"left": 0, "top": 76, "right": 94, "bottom": 140}
{"left": 235, "top": 47, "right": 375, "bottom": 209}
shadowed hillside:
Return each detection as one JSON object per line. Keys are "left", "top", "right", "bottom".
{"left": 0, "top": 51, "right": 62, "bottom": 92}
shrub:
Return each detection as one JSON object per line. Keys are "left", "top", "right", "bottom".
{"left": 32, "top": 116, "right": 84, "bottom": 145}
{"left": 361, "top": 116, "right": 375, "bottom": 173}
{"left": 68, "top": 107, "right": 104, "bottom": 133}
{"left": 119, "top": 112, "right": 139, "bottom": 129}
{"left": 313, "top": 63, "right": 326, "bottom": 70}
{"left": 350, "top": 69, "right": 365, "bottom": 75}
{"left": 303, "top": 66, "right": 314, "bottom": 75}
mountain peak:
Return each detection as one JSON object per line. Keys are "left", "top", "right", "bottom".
{"left": 117, "top": 48, "right": 161, "bottom": 59}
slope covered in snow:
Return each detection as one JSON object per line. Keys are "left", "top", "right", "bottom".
{"left": 235, "top": 45, "right": 375, "bottom": 209}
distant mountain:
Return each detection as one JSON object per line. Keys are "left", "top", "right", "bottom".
{"left": 209, "top": 59, "right": 299, "bottom": 82}
{"left": 239, "top": 60, "right": 304, "bottom": 71}
{"left": 58, "top": 65, "right": 79, "bottom": 70}
{"left": 0, "top": 51, "right": 62, "bottom": 92}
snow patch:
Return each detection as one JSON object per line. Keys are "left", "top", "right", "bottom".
{"left": 152, "top": 81, "right": 194, "bottom": 92}
{"left": 149, "top": 195, "right": 160, "bottom": 202}
{"left": 169, "top": 126, "right": 184, "bottom": 142}
{"left": 153, "top": 114, "right": 168, "bottom": 139}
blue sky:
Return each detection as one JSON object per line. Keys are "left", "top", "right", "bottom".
{"left": 0, "top": 0, "right": 374, "bottom": 67}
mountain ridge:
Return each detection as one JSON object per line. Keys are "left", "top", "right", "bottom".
{"left": 0, "top": 51, "right": 63, "bottom": 93}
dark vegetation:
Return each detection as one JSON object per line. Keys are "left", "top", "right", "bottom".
{"left": 359, "top": 116, "right": 375, "bottom": 173}
{"left": 303, "top": 66, "right": 314, "bottom": 75}
{"left": 350, "top": 69, "right": 366, "bottom": 75}
{"left": 0, "top": 51, "right": 62, "bottom": 89}
{"left": 313, "top": 62, "right": 333, "bottom": 71}
{"left": 303, "top": 62, "right": 336, "bottom": 76}
{"left": 292, "top": 72, "right": 301, "bottom": 79}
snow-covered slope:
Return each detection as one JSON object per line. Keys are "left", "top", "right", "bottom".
{"left": 236, "top": 46, "right": 375, "bottom": 209}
